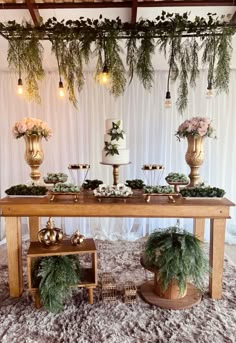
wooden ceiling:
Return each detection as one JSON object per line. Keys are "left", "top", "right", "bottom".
{"left": 0, "top": 0, "right": 235, "bottom": 25}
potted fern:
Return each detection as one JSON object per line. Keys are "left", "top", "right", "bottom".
{"left": 32, "top": 255, "right": 81, "bottom": 313}
{"left": 142, "top": 226, "right": 209, "bottom": 299}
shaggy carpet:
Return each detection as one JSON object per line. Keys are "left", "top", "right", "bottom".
{"left": 0, "top": 240, "right": 236, "bottom": 343}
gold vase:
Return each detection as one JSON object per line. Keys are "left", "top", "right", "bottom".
{"left": 24, "top": 135, "right": 44, "bottom": 181}
{"left": 185, "top": 135, "right": 205, "bottom": 187}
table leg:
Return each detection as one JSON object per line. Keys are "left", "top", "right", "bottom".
{"left": 209, "top": 218, "right": 226, "bottom": 299}
{"left": 29, "top": 217, "right": 40, "bottom": 241}
{"left": 193, "top": 218, "right": 205, "bottom": 242}
{"left": 5, "top": 217, "right": 23, "bottom": 297}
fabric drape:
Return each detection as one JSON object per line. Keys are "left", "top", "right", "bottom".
{"left": 0, "top": 70, "right": 235, "bottom": 242}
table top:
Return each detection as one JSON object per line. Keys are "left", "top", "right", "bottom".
{"left": 27, "top": 239, "right": 96, "bottom": 256}
{"left": 0, "top": 195, "right": 234, "bottom": 218}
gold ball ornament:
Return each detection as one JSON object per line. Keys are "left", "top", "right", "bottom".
{"left": 38, "top": 217, "right": 63, "bottom": 247}
{"left": 71, "top": 230, "right": 85, "bottom": 246}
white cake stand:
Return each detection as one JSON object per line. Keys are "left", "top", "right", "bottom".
{"left": 100, "top": 162, "right": 131, "bottom": 185}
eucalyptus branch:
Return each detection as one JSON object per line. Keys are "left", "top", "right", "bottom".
{"left": 201, "top": 33, "right": 218, "bottom": 87}
{"left": 51, "top": 37, "right": 86, "bottom": 106}
{"left": 136, "top": 32, "right": 155, "bottom": 90}
{"left": 214, "top": 27, "right": 232, "bottom": 93}
{"left": 105, "top": 32, "right": 126, "bottom": 96}
{"left": 94, "top": 35, "right": 105, "bottom": 78}
{"left": 126, "top": 34, "right": 137, "bottom": 85}
{"left": 166, "top": 36, "right": 181, "bottom": 82}
{"left": 7, "top": 33, "right": 44, "bottom": 103}
{"left": 176, "top": 39, "right": 190, "bottom": 114}
{"left": 166, "top": 38, "right": 176, "bottom": 92}
{"left": 189, "top": 37, "right": 200, "bottom": 87}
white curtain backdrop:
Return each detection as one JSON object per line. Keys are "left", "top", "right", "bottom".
{"left": 0, "top": 70, "right": 235, "bottom": 243}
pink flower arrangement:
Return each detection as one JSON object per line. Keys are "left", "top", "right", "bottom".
{"left": 12, "top": 117, "right": 52, "bottom": 140}
{"left": 176, "top": 117, "right": 215, "bottom": 141}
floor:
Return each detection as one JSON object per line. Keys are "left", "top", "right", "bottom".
{"left": 224, "top": 244, "right": 236, "bottom": 265}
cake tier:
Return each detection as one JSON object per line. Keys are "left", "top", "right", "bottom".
{"left": 102, "top": 149, "right": 130, "bottom": 164}
{"left": 105, "top": 119, "right": 123, "bottom": 132}
{"left": 104, "top": 133, "right": 126, "bottom": 148}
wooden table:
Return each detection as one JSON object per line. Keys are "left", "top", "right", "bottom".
{"left": 0, "top": 195, "right": 234, "bottom": 299}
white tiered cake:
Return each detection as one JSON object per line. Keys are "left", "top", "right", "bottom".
{"left": 102, "top": 119, "right": 130, "bottom": 164}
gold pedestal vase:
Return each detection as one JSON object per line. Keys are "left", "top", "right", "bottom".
{"left": 185, "top": 135, "right": 205, "bottom": 187}
{"left": 24, "top": 135, "right": 44, "bottom": 181}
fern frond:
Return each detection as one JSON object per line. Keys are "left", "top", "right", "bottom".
{"left": 136, "top": 33, "right": 155, "bottom": 90}
{"left": 144, "top": 226, "right": 209, "bottom": 294}
{"left": 35, "top": 255, "right": 81, "bottom": 313}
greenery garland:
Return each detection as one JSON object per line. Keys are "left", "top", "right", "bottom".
{"left": 1, "top": 12, "right": 235, "bottom": 111}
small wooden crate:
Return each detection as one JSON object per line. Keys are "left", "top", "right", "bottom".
{"left": 101, "top": 273, "right": 117, "bottom": 302}
{"left": 27, "top": 239, "right": 97, "bottom": 307}
{"left": 123, "top": 281, "right": 137, "bottom": 304}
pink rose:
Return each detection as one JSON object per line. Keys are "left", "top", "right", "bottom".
{"left": 199, "top": 120, "right": 211, "bottom": 134}
{"left": 191, "top": 118, "right": 199, "bottom": 128}
{"left": 17, "top": 122, "right": 27, "bottom": 133}
{"left": 197, "top": 128, "right": 207, "bottom": 136}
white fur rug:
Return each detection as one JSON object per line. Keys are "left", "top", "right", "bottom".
{"left": 0, "top": 240, "right": 235, "bottom": 343}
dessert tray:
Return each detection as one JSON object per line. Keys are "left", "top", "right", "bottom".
{"left": 7, "top": 195, "right": 47, "bottom": 198}
{"left": 48, "top": 192, "right": 80, "bottom": 202}
{"left": 165, "top": 181, "right": 189, "bottom": 193}
{"left": 183, "top": 197, "right": 223, "bottom": 200}
{"left": 95, "top": 195, "right": 133, "bottom": 203}
{"left": 143, "top": 193, "right": 180, "bottom": 203}
{"left": 93, "top": 184, "right": 133, "bottom": 202}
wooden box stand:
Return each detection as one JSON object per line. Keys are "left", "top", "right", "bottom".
{"left": 27, "top": 239, "right": 97, "bottom": 307}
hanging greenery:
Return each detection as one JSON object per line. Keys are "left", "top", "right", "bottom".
{"left": 7, "top": 23, "right": 44, "bottom": 103}
{"left": 136, "top": 32, "right": 155, "bottom": 90}
{"left": 1, "top": 12, "right": 235, "bottom": 112}
{"left": 214, "top": 28, "right": 233, "bottom": 93}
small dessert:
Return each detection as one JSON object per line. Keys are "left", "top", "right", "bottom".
{"left": 69, "top": 164, "right": 90, "bottom": 169}
{"left": 143, "top": 164, "right": 164, "bottom": 170}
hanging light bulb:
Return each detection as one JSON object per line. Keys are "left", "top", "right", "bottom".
{"left": 99, "top": 65, "right": 110, "bottom": 85}
{"left": 17, "top": 78, "right": 23, "bottom": 95}
{"left": 58, "top": 79, "right": 65, "bottom": 98}
{"left": 206, "top": 82, "right": 213, "bottom": 98}
{"left": 165, "top": 91, "right": 171, "bottom": 108}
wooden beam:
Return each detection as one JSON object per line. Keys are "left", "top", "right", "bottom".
{"left": 131, "top": 0, "right": 138, "bottom": 24}
{"left": 25, "top": 0, "right": 41, "bottom": 26}
{"left": 0, "top": 1, "right": 234, "bottom": 10}
{"left": 138, "top": 1, "right": 235, "bottom": 7}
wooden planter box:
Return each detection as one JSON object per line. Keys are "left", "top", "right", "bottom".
{"left": 27, "top": 239, "right": 97, "bottom": 307}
